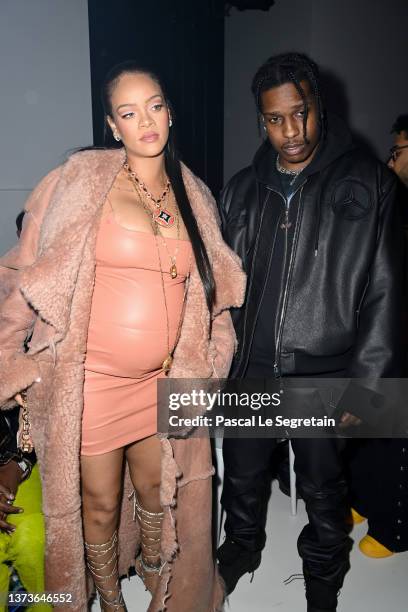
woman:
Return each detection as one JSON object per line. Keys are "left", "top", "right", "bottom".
{"left": 0, "top": 62, "right": 245, "bottom": 611}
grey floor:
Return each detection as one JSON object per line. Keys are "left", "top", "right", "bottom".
{"left": 92, "top": 482, "right": 408, "bottom": 612}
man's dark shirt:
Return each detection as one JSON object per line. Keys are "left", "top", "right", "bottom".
{"left": 247, "top": 171, "right": 299, "bottom": 377}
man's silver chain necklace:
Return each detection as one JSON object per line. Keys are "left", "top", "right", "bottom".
{"left": 276, "top": 155, "right": 303, "bottom": 185}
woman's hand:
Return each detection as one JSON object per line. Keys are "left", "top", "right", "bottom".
{"left": 0, "top": 462, "right": 23, "bottom": 533}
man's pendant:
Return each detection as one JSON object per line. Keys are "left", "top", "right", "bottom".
{"left": 154, "top": 209, "right": 175, "bottom": 227}
{"left": 280, "top": 221, "right": 292, "bottom": 229}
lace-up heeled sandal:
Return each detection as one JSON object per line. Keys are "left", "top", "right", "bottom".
{"left": 131, "top": 492, "right": 164, "bottom": 594}
{"left": 85, "top": 530, "right": 127, "bottom": 611}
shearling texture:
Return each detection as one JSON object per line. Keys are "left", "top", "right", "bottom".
{"left": 0, "top": 148, "right": 246, "bottom": 611}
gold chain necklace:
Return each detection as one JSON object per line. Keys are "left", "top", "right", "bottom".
{"left": 123, "top": 161, "right": 170, "bottom": 203}
{"left": 156, "top": 189, "right": 180, "bottom": 279}
{"left": 109, "top": 171, "right": 189, "bottom": 373}
{"left": 124, "top": 162, "right": 175, "bottom": 227}
{"left": 127, "top": 174, "right": 181, "bottom": 278}
{"left": 155, "top": 234, "right": 186, "bottom": 373}
{"left": 124, "top": 186, "right": 188, "bottom": 373}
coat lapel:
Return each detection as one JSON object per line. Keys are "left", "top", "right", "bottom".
{"left": 20, "top": 148, "right": 125, "bottom": 345}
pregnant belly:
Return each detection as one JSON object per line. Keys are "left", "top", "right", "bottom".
{"left": 85, "top": 274, "right": 185, "bottom": 377}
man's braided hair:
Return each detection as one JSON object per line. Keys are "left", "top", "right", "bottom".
{"left": 251, "top": 52, "right": 326, "bottom": 143}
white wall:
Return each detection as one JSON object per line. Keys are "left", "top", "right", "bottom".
{"left": 224, "top": 0, "right": 408, "bottom": 181}
{"left": 0, "top": 0, "right": 92, "bottom": 254}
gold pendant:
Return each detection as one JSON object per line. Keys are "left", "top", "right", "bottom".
{"left": 162, "top": 354, "right": 173, "bottom": 372}
{"left": 170, "top": 263, "right": 177, "bottom": 279}
{"left": 153, "top": 208, "right": 175, "bottom": 227}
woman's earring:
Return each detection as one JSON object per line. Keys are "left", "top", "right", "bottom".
{"left": 113, "top": 131, "right": 121, "bottom": 142}
{"left": 169, "top": 119, "right": 173, "bottom": 127}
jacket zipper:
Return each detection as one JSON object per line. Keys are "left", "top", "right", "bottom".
{"left": 244, "top": 197, "right": 282, "bottom": 372}
{"left": 273, "top": 195, "right": 290, "bottom": 376}
{"left": 273, "top": 184, "right": 305, "bottom": 378}
{"left": 234, "top": 190, "right": 272, "bottom": 374}
{"left": 235, "top": 180, "right": 307, "bottom": 377}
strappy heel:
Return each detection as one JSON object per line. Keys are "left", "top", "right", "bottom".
{"left": 130, "top": 492, "right": 164, "bottom": 594}
{"left": 85, "top": 530, "right": 127, "bottom": 611}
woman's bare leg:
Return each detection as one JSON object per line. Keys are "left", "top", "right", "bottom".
{"left": 81, "top": 449, "right": 125, "bottom": 611}
{"left": 126, "top": 435, "right": 162, "bottom": 593}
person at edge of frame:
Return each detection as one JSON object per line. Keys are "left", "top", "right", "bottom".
{"left": 0, "top": 212, "right": 49, "bottom": 612}
{"left": 388, "top": 114, "right": 408, "bottom": 191}
{"left": 345, "top": 114, "right": 408, "bottom": 561}
{"left": 217, "top": 52, "right": 402, "bottom": 612}
{"left": 0, "top": 407, "right": 50, "bottom": 612}
{"left": 389, "top": 114, "right": 408, "bottom": 293}
{"left": 389, "top": 114, "right": 408, "bottom": 353}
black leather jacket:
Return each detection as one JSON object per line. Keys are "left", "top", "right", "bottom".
{"left": 220, "top": 115, "right": 402, "bottom": 379}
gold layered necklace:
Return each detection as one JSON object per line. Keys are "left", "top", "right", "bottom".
{"left": 124, "top": 163, "right": 181, "bottom": 278}
{"left": 123, "top": 161, "right": 174, "bottom": 228}
{"left": 123, "top": 161, "right": 188, "bottom": 373}
{"left": 155, "top": 238, "right": 189, "bottom": 373}
{"left": 158, "top": 203, "right": 180, "bottom": 279}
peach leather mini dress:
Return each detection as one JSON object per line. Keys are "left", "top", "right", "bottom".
{"left": 81, "top": 207, "right": 192, "bottom": 455}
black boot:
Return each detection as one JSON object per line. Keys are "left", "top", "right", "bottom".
{"left": 217, "top": 539, "right": 262, "bottom": 595}
{"left": 305, "top": 578, "right": 338, "bottom": 612}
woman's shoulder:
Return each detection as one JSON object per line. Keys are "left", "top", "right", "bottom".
{"left": 66, "top": 147, "right": 125, "bottom": 174}
{"left": 25, "top": 148, "right": 124, "bottom": 219}
{"left": 24, "top": 165, "right": 63, "bottom": 214}
{"left": 29, "top": 148, "right": 115, "bottom": 194}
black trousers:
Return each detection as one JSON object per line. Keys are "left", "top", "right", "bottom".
{"left": 221, "top": 437, "right": 352, "bottom": 590}
{"left": 346, "top": 438, "right": 408, "bottom": 552}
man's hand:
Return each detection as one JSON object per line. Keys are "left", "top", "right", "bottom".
{"left": 339, "top": 411, "right": 363, "bottom": 428}
{"left": 0, "top": 462, "right": 23, "bottom": 533}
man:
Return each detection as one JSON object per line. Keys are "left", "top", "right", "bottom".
{"left": 217, "top": 53, "right": 401, "bottom": 612}
{"left": 389, "top": 113, "right": 408, "bottom": 296}
{"left": 346, "top": 114, "right": 408, "bottom": 562}
{"left": 388, "top": 114, "right": 408, "bottom": 188}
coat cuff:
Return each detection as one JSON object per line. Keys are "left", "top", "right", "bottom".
{"left": 0, "top": 351, "right": 40, "bottom": 408}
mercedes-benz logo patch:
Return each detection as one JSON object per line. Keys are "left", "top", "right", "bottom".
{"left": 331, "top": 179, "right": 372, "bottom": 220}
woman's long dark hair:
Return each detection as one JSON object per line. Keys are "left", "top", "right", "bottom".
{"left": 101, "top": 61, "right": 215, "bottom": 312}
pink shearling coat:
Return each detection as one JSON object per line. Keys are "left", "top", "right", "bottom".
{"left": 0, "top": 148, "right": 246, "bottom": 611}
